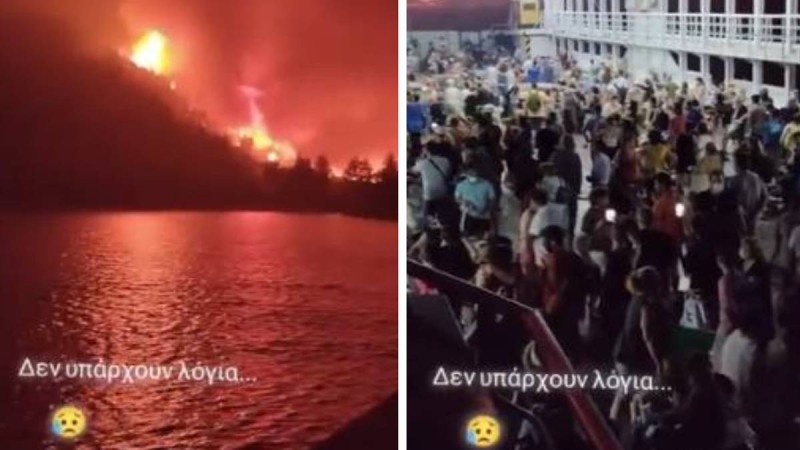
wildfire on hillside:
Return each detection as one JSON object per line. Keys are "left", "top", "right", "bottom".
{"left": 127, "top": 30, "right": 296, "bottom": 166}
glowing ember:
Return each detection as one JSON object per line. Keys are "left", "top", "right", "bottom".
{"left": 131, "top": 30, "right": 169, "bottom": 75}
{"left": 230, "top": 125, "right": 297, "bottom": 165}
{"left": 235, "top": 126, "right": 274, "bottom": 150}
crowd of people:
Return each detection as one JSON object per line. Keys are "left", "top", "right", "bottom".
{"left": 407, "top": 39, "right": 800, "bottom": 450}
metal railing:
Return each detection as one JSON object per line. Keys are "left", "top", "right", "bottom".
{"left": 408, "top": 260, "right": 624, "bottom": 450}
{"left": 547, "top": 11, "right": 800, "bottom": 49}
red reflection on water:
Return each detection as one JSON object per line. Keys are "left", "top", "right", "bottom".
{"left": 0, "top": 212, "right": 396, "bottom": 448}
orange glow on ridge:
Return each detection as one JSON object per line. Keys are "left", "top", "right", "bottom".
{"left": 130, "top": 30, "right": 169, "bottom": 75}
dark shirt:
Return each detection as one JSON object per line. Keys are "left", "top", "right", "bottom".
{"left": 535, "top": 127, "right": 560, "bottom": 162}
{"left": 675, "top": 133, "right": 696, "bottom": 174}
{"left": 550, "top": 150, "right": 583, "bottom": 197}
{"left": 666, "top": 383, "right": 726, "bottom": 450}
{"left": 615, "top": 295, "right": 672, "bottom": 373}
{"left": 432, "top": 242, "right": 475, "bottom": 281}
{"left": 614, "top": 296, "right": 648, "bottom": 371}
{"left": 752, "top": 151, "right": 777, "bottom": 183}
{"left": 429, "top": 103, "right": 446, "bottom": 126}
{"left": 740, "top": 260, "right": 775, "bottom": 342}
{"left": 603, "top": 247, "right": 633, "bottom": 338}
{"left": 684, "top": 237, "right": 721, "bottom": 302}
{"left": 686, "top": 108, "right": 703, "bottom": 130}
{"left": 637, "top": 228, "right": 677, "bottom": 275}
{"left": 479, "top": 125, "right": 503, "bottom": 161}
{"left": 464, "top": 94, "right": 480, "bottom": 118}
{"left": 654, "top": 111, "right": 670, "bottom": 132}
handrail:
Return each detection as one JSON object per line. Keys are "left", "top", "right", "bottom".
{"left": 546, "top": 10, "right": 800, "bottom": 47}
{"left": 408, "top": 260, "right": 624, "bottom": 450}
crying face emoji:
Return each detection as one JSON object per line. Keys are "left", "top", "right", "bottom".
{"left": 51, "top": 405, "right": 87, "bottom": 440}
{"left": 465, "top": 414, "right": 500, "bottom": 447}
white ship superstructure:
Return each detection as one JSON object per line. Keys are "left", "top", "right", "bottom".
{"left": 536, "top": 0, "right": 799, "bottom": 102}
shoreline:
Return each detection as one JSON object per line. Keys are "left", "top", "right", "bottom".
{"left": 0, "top": 206, "right": 398, "bottom": 222}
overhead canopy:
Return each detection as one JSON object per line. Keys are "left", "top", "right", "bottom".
{"left": 408, "top": 0, "right": 511, "bottom": 31}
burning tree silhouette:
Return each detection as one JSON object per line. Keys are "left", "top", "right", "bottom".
{"left": 344, "top": 158, "right": 375, "bottom": 183}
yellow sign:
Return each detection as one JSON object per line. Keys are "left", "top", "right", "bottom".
{"left": 519, "top": 0, "right": 542, "bottom": 27}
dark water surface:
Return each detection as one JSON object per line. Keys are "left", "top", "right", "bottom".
{"left": 0, "top": 212, "right": 397, "bottom": 449}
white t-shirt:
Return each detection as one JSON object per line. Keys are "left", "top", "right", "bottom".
{"left": 412, "top": 155, "right": 451, "bottom": 201}
{"left": 601, "top": 101, "right": 623, "bottom": 119}
{"left": 528, "top": 204, "right": 569, "bottom": 236}
{"left": 611, "top": 76, "right": 629, "bottom": 93}
{"left": 485, "top": 66, "right": 499, "bottom": 91}
{"left": 719, "top": 329, "right": 758, "bottom": 399}
{"left": 444, "top": 86, "right": 463, "bottom": 114}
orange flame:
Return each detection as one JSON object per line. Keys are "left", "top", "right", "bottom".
{"left": 131, "top": 30, "right": 169, "bottom": 75}
{"left": 230, "top": 125, "right": 297, "bottom": 165}
{"left": 234, "top": 126, "right": 274, "bottom": 151}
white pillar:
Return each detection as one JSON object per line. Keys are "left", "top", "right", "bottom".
{"left": 725, "top": 0, "right": 735, "bottom": 41}
{"left": 724, "top": 57, "right": 734, "bottom": 83}
{"left": 679, "top": 52, "right": 688, "bottom": 75}
{"left": 786, "top": 64, "right": 797, "bottom": 94}
{"left": 679, "top": 0, "right": 688, "bottom": 40}
{"left": 598, "top": 0, "right": 606, "bottom": 33}
{"left": 700, "top": 0, "right": 710, "bottom": 40}
{"left": 701, "top": 54, "right": 710, "bottom": 82}
{"left": 753, "top": 0, "right": 763, "bottom": 43}
{"left": 786, "top": 0, "right": 796, "bottom": 53}
{"left": 753, "top": 60, "right": 763, "bottom": 91}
